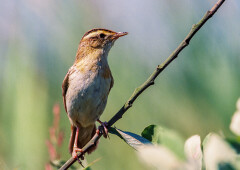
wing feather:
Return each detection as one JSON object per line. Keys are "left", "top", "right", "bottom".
{"left": 62, "top": 71, "right": 69, "bottom": 113}
{"left": 109, "top": 73, "right": 114, "bottom": 92}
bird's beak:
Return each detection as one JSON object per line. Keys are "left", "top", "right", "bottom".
{"left": 112, "top": 32, "right": 128, "bottom": 40}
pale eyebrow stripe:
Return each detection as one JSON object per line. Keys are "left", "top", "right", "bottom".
{"left": 83, "top": 32, "right": 99, "bottom": 39}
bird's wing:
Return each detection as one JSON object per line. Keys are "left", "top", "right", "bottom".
{"left": 62, "top": 71, "right": 69, "bottom": 113}
{"left": 109, "top": 72, "right": 114, "bottom": 93}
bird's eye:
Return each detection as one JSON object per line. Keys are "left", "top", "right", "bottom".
{"left": 99, "top": 33, "right": 106, "bottom": 39}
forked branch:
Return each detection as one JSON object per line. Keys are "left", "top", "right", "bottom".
{"left": 60, "top": 0, "right": 226, "bottom": 169}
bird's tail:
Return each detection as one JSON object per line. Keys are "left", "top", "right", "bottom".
{"left": 69, "top": 124, "right": 96, "bottom": 154}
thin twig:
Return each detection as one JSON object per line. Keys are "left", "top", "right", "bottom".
{"left": 59, "top": 0, "right": 225, "bottom": 169}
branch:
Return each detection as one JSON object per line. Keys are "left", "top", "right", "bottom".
{"left": 59, "top": 0, "right": 225, "bottom": 169}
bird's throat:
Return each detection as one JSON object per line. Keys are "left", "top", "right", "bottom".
{"left": 75, "top": 46, "right": 110, "bottom": 63}
{"left": 74, "top": 47, "right": 110, "bottom": 75}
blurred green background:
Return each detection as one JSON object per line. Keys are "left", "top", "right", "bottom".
{"left": 0, "top": 0, "right": 239, "bottom": 169}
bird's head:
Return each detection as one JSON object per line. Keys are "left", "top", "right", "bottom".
{"left": 78, "top": 28, "right": 128, "bottom": 53}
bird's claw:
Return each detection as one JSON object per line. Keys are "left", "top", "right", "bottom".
{"left": 97, "top": 120, "right": 109, "bottom": 138}
{"left": 72, "top": 147, "right": 85, "bottom": 167}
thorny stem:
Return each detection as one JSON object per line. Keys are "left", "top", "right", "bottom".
{"left": 59, "top": 0, "right": 226, "bottom": 169}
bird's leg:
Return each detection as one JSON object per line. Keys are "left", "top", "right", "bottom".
{"left": 72, "top": 127, "right": 84, "bottom": 166}
{"left": 97, "top": 119, "right": 109, "bottom": 138}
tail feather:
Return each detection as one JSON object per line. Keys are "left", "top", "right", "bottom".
{"left": 69, "top": 124, "right": 96, "bottom": 154}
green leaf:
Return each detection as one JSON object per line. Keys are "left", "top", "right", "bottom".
{"left": 218, "top": 162, "right": 236, "bottom": 170}
{"left": 83, "top": 167, "right": 91, "bottom": 170}
{"left": 226, "top": 137, "right": 240, "bottom": 154}
{"left": 141, "top": 125, "right": 185, "bottom": 159}
{"left": 109, "top": 127, "right": 152, "bottom": 150}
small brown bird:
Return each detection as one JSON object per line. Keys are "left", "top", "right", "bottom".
{"left": 62, "top": 28, "right": 127, "bottom": 159}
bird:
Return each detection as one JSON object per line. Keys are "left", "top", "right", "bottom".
{"left": 62, "top": 28, "right": 128, "bottom": 160}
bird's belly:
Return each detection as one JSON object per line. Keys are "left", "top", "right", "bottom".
{"left": 66, "top": 71, "right": 111, "bottom": 127}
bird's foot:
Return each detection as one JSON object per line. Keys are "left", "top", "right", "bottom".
{"left": 72, "top": 147, "right": 84, "bottom": 167}
{"left": 97, "top": 119, "right": 109, "bottom": 138}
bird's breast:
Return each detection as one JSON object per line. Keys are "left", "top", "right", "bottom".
{"left": 66, "top": 59, "right": 112, "bottom": 127}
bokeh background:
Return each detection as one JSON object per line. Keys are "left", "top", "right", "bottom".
{"left": 0, "top": 0, "right": 239, "bottom": 169}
